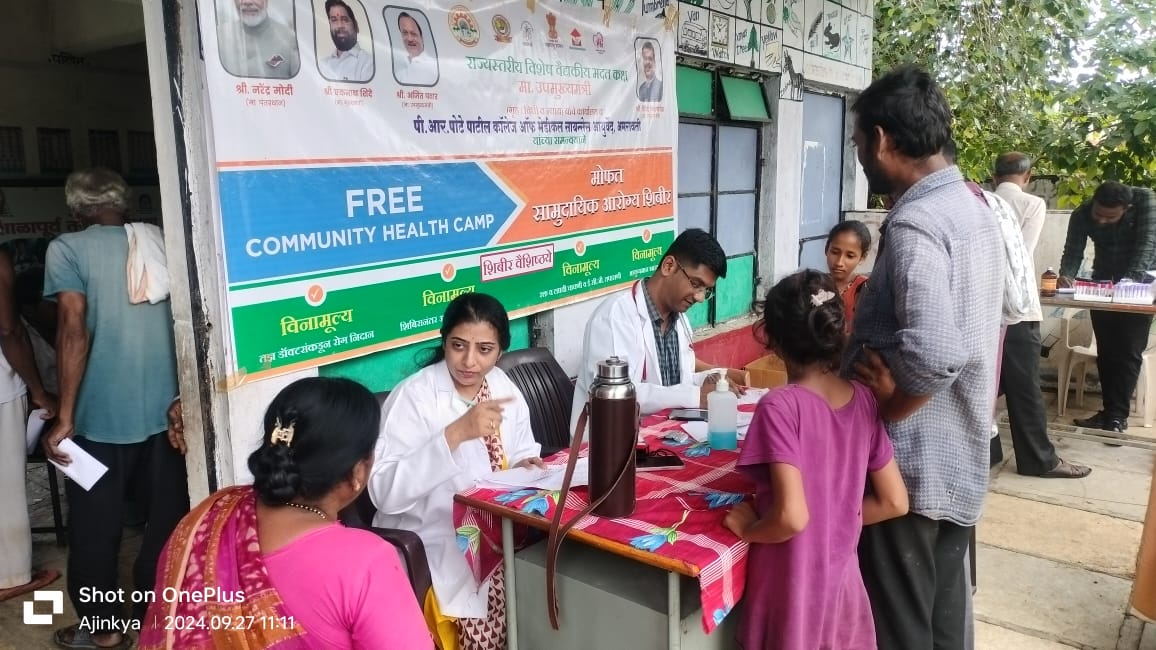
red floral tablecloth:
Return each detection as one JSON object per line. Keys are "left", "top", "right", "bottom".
{"left": 453, "top": 410, "right": 758, "bottom": 633}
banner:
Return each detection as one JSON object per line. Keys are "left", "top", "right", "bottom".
{"left": 198, "top": 0, "right": 677, "bottom": 383}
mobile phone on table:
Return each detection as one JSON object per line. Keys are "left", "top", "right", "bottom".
{"left": 636, "top": 454, "right": 686, "bottom": 472}
{"left": 670, "top": 408, "right": 708, "bottom": 421}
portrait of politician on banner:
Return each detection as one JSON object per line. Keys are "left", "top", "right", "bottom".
{"left": 314, "top": 0, "right": 375, "bottom": 82}
{"left": 216, "top": 0, "right": 302, "bottom": 79}
{"left": 384, "top": 6, "right": 439, "bottom": 86}
{"left": 635, "top": 37, "right": 663, "bottom": 102}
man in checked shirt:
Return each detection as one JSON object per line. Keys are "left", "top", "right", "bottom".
{"left": 1059, "top": 182, "right": 1156, "bottom": 436}
{"left": 843, "top": 65, "right": 1004, "bottom": 650}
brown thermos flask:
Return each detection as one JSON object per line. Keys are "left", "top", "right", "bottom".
{"left": 588, "top": 356, "right": 637, "bottom": 518}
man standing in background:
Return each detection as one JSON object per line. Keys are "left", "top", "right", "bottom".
{"left": 993, "top": 153, "right": 1090, "bottom": 477}
{"left": 846, "top": 65, "right": 1003, "bottom": 649}
{"left": 0, "top": 248, "right": 58, "bottom": 601}
{"left": 42, "top": 168, "right": 188, "bottom": 649}
{"left": 1059, "top": 182, "right": 1156, "bottom": 435}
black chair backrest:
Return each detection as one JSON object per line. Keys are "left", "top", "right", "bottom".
{"left": 497, "top": 347, "right": 575, "bottom": 453}
{"left": 339, "top": 490, "right": 433, "bottom": 602}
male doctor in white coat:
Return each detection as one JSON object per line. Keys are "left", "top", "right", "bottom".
{"left": 570, "top": 228, "right": 745, "bottom": 433}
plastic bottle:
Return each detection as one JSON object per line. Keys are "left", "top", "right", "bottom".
{"left": 707, "top": 377, "right": 738, "bottom": 451}
{"left": 1040, "top": 266, "right": 1058, "bottom": 298}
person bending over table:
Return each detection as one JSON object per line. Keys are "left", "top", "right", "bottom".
{"left": 1059, "top": 182, "right": 1156, "bottom": 435}
{"left": 369, "top": 292, "right": 542, "bottom": 650}
{"left": 139, "top": 377, "right": 430, "bottom": 650}
{"left": 570, "top": 227, "right": 746, "bottom": 433}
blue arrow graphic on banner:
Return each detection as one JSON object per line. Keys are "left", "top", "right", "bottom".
{"left": 218, "top": 162, "right": 519, "bottom": 284}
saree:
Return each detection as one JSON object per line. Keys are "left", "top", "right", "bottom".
{"left": 138, "top": 485, "right": 309, "bottom": 650}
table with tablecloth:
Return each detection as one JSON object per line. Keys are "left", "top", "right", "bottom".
{"left": 452, "top": 406, "right": 760, "bottom": 638}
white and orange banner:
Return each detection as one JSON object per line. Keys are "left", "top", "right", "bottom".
{"left": 198, "top": 0, "right": 676, "bottom": 380}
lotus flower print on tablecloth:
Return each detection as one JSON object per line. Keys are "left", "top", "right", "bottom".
{"left": 630, "top": 510, "right": 690, "bottom": 552}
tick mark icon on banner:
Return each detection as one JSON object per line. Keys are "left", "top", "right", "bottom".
{"left": 24, "top": 590, "right": 63, "bottom": 625}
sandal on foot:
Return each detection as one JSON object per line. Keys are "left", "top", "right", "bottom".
{"left": 1038, "top": 460, "right": 1092, "bottom": 479}
{"left": 54, "top": 624, "right": 133, "bottom": 650}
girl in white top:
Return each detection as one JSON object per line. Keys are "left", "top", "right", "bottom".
{"left": 369, "top": 292, "right": 542, "bottom": 650}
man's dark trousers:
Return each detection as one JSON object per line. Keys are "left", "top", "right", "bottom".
{"left": 1089, "top": 311, "right": 1154, "bottom": 422}
{"left": 65, "top": 431, "right": 190, "bottom": 624}
{"left": 860, "top": 513, "right": 972, "bottom": 650}
{"left": 999, "top": 320, "right": 1060, "bottom": 475}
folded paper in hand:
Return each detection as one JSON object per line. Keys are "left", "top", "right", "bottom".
{"left": 25, "top": 408, "right": 48, "bottom": 455}
{"left": 49, "top": 439, "right": 109, "bottom": 491}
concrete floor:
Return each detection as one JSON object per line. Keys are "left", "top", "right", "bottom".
{"left": 977, "top": 392, "right": 1156, "bottom": 649}
{"left": 1, "top": 391, "right": 1155, "bottom": 648}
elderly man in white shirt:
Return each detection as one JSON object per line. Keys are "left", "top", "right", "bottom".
{"left": 992, "top": 151, "right": 1089, "bottom": 478}
{"left": 395, "top": 11, "right": 438, "bottom": 85}
{"left": 320, "top": 0, "right": 373, "bottom": 82}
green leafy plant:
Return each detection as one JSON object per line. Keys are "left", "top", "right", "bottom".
{"left": 872, "top": 0, "right": 1154, "bottom": 207}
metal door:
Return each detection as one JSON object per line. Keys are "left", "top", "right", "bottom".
{"left": 798, "top": 92, "right": 845, "bottom": 269}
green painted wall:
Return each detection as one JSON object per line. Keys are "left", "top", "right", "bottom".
{"left": 318, "top": 317, "right": 531, "bottom": 392}
{"left": 716, "top": 255, "right": 755, "bottom": 321}
{"left": 321, "top": 257, "right": 753, "bottom": 393}
{"left": 687, "top": 254, "right": 755, "bottom": 328}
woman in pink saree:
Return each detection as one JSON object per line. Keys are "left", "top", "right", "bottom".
{"left": 139, "top": 377, "right": 431, "bottom": 649}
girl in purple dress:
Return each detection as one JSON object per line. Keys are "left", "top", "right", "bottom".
{"left": 724, "top": 270, "right": 909, "bottom": 650}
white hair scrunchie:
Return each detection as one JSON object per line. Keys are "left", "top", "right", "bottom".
{"left": 810, "top": 289, "right": 835, "bottom": 307}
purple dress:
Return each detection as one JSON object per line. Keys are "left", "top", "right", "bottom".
{"left": 736, "top": 382, "right": 893, "bottom": 650}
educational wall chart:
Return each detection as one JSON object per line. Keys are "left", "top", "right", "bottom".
{"left": 675, "top": 0, "right": 872, "bottom": 96}
{"left": 198, "top": 0, "right": 676, "bottom": 381}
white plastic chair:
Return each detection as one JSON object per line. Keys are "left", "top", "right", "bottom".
{"left": 1055, "top": 309, "right": 1098, "bottom": 416}
{"left": 1135, "top": 348, "right": 1156, "bottom": 427}
{"left": 1055, "top": 308, "right": 1155, "bottom": 427}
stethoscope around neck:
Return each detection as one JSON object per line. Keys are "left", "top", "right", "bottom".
{"left": 631, "top": 280, "right": 692, "bottom": 383}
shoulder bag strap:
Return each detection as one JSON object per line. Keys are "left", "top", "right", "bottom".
{"left": 544, "top": 400, "right": 637, "bottom": 630}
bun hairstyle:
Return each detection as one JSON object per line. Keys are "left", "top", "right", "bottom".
{"left": 755, "top": 270, "right": 846, "bottom": 370}
{"left": 248, "top": 377, "right": 380, "bottom": 505}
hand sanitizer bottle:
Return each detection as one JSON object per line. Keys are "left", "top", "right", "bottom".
{"left": 707, "top": 378, "right": 738, "bottom": 451}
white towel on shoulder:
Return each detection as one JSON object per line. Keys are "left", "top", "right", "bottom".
{"left": 124, "top": 223, "right": 170, "bottom": 304}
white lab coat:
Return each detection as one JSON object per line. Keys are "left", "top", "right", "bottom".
{"left": 569, "top": 281, "right": 710, "bottom": 434}
{"left": 369, "top": 361, "right": 540, "bottom": 619}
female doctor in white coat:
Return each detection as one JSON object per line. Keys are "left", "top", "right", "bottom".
{"left": 369, "top": 292, "right": 542, "bottom": 650}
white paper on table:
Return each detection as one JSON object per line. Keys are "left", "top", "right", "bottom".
{"left": 737, "top": 411, "right": 753, "bottom": 428}
{"left": 49, "top": 438, "right": 109, "bottom": 491}
{"left": 477, "top": 457, "right": 589, "bottom": 491}
{"left": 679, "top": 421, "right": 709, "bottom": 442}
{"left": 25, "top": 409, "right": 48, "bottom": 455}
{"left": 739, "top": 388, "right": 768, "bottom": 406}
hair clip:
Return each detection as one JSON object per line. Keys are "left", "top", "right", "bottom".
{"left": 270, "top": 418, "right": 296, "bottom": 447}
{"left": 810, "top": 289, "right": 836, "bottom": 306}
